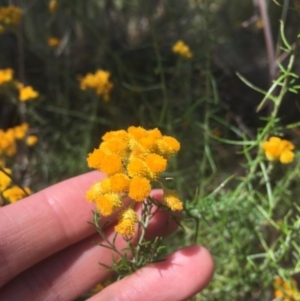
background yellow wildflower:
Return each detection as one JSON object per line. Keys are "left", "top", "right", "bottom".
{"left": 262, "top": 136, "right": 295, "bottom": 164}
{"left": 3, "top": 186, "right": 31, "bottom": 203}
{"left": 114, "top": 208, "right": 138, "bottom": 236}
{"left": 13, "top": 123, "right": 29, "bottom": 139}
{"left": 0, "top": 6, "right": 22, "bottom": 27}
{"left": 48, "top": 36, "right": 60, "bottom": 47}
{"left": 0, "top": 168, "right": 12, "bottom": 191}
{"left": 0, "top": 68, "right": 13, "bottom": 85}
{"left": 274, "top": 278, "right": 300, "bottom": 301}
{"left": 80, "top": 70, "right": 113, "bottom": 101}
{"left": 48, "top": 0, "right": 58, "bottom": 13}
{"left": 172, "top": 40, "right": 193, "bottom": 59}
{"left": 19, "top": 86, "right": 39, "bottom": 102}
{"left": 26, "top": 135, "right": 38, "bottom": 146}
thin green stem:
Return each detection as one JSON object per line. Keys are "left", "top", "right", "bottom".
{"left": 150, "top": 20, "right": 169, "bottom": 126}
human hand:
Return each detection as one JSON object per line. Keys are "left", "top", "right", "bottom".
{"left": 0, "top": 171, "right": 214, "bottom": 301}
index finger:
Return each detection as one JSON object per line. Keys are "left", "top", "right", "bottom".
{"left": 0, "top": 171, "right": 105, "bottom": 287}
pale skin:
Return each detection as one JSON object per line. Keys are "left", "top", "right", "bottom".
{"left": 0, "top": 171, "right": 214, "bottom": 301}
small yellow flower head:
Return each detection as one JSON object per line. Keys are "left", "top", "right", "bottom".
{"left": 13, "top": 123, "right": 29, "bottom": 140}
{"left": 273, "top": 277, "right": 300, "bottom": 301}
{"left": 255, "top": 19, "right": 264, "bottom": 29}
{"left": 26, "top": 135, "right": 38, "bottom": 146}
{"left": 115, "top": 208, "right": 138, "bottom": 236}
{"left": 48, "top": 0, "right": 58, "bottom": 13}
{"left": 99, "top": 178, "right": 112, "bottom": 194}
{"left": 0, "top": 68, "right": 13, "bottom": 85}
{"left": 80, "top": 70, "right": 113, "bottom": 101}
{"left": 128, "top": 126, "right": 147, "bottom": 141}
{"left": 87, "top": 149, "right": 106, "bottom": 170}
{"left": 172, "top": 40, "right": 193, "bottom": 59}
{"left": 0, "top": 128, "right": 16, "bottom": 156}
{"left": 163, "top": 190, "right": 183, "bottom": 211}
{"left": 86, "top": 178, "right": 112, "bottom": 203}
{"left": 102, "top": 130, "right": 128, "bottom": 142}
{"left": 96, "top": 193, "right": 122, "bottom": 216}
{"left": 100, "top": 154, "right": 123, "bottom": 175}
{"left": 280, "top": 150, "right": 295, "bottom": 164}
{"left": 156, "top": 136, "right": 181, "bottom": 158}
{"left": 127, "top": 157, "right": 149, "bottom": 178}
{"left": 48, "top": 36, "right": 60, "bottom": 47}
{"left": 129, "top": 176, "right": 151, "bottom": 202}
{"left": 110, "top": 173, "right": 130, "bottom": 193}
{"left": 100, "top": 139, "right": 128, "bottom": 158}
{"left": 3, "top": 186, "right": 31, "bottom": 203}
{"left": 145, "top": 153, "right": 167, "bottom": 174}
{"left": 262, "top": 136, "right": 295, "bottom": 164}
{"left": 0, "top": 6, "right": 22, "bottom": 27}
{"left": 0, "top": 168, "right": 12, "bottom": 191}
{"left": 19, "top": 85, "right": 39, "bottom": 102}
{"left": 5, "top": 144, "right": 17, "bottom": 157}
{"left": 138, "top": 129, "right": 162, "bottom": 152}
{"left": 130, "top": 145, "right": 147, "bottom": 159}
{"left": 86, "top": 182, "right": 103, "bottom": 202}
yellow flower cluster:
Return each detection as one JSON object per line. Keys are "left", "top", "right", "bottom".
{"left": 80, "top": 70, "right": 113, "bottom": 101}
{"left": 172, "top": 40, "right": 193, "bottom": 59}
{"left": 0, "top": 123, "right": 37, "bottom": 157}
{"left": 0, "top": 68, "right": 38, "bottom": 205}
{"left": 0, "top": 6, "right": 22, "bottom": 25}
{"left": 274, "top": 277, "right": 300, "bottom": 301}
{"left": 26, "top": 135, "right": 38, "bottom": 146}
{"left": 48, "top": 36, "right": 60, "bottom": 48}
{"left": 0, "top": 168, "right": 31, "bottom": 204}
{"left": 86, "top": 126, "right": 182, "bottom": 236}
{"left": 0, "top": 68, "right": 39, "bottom": 101}
{"left": 18, "top": 85, "right": 39, "bottom": 102}
{"left": 0, "top": 6, "right": 22, "bottom": 33}
{"left": 0, "top": 68, "right": 13, "bottom": 85}
{"left": 262, "top": 136, "right": 295, "bottom": 164}
{"left": 48, "top": 0, "right": 58, "bottom": 13}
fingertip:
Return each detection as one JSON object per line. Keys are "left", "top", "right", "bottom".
{"left": 179, "top": 244, "right": 214, "bottom": 289}
{"left": 91, "top": 244, "right": 214, "bottom": 301}
{"left": 150, "top": 189, "right": 164, "bottom": 200}
{"left": 152, "top": 244, "right": 214, "bottom": 295}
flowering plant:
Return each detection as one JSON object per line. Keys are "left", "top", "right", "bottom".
{"left": 0, "top": 5, "right": 21, "bottom": 33}
{"left": 0, "top": 67, "right": 38, "bottom": 207}
{"left": 172, "top": 40, "right": 193, "bottom": 59}
{"left": 262, "top": 136, "right": 295, "bottom": 164}
{"left": 80, "top": 70, "right": 113, "bottom": 101}
{"left": 273, "top": 277, "right": 300, "bottom": 301}
{"left": 86, "top": 126, "right": 182, "bottom": 277}
{"left": 0, "top": 168, "right": 31, "bottom": 205}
